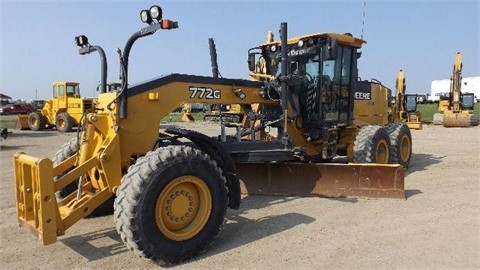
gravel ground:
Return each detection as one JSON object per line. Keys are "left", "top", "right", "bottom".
{"left": 0, "top": 121, "right": 479, "bottom": 269}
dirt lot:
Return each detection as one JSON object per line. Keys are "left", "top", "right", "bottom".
{"left": 0, "top": 121, "right": 479, "bottom": 269}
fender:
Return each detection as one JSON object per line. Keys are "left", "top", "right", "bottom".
{"left": 164, "top": 127, "right": 241, "bottom": 209}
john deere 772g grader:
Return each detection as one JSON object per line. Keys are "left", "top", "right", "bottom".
{"left": 14, "top": 5, "right": 407, "bottom": 265}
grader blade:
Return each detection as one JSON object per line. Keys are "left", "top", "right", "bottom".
{"left": 236, "top": 162, "right": 405, "bottom": 199}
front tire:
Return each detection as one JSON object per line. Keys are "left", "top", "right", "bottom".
{"left": 386, "top": 123, "right": 412, "bottom": 167}
{"left": 28, "top": 111, "right": 46, "bottom": 131}
{"left": 55, "top": 112, "right": 74, "bottom": 132}
{"left": 114, "top": 145, "right": 228, "bottom": 265}
{"left": 353, "top": 125, "right": 391, "bottom": 164}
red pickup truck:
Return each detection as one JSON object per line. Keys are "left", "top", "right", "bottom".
{"left": 0, "top": 104, "right": 35, "bottom": 115}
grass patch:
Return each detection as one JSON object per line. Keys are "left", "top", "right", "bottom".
{"left": 0, "top": 119, "right": 17, "bottom": 129}
{"left": 417, "top": 103, "right": 480, "bottom": 122}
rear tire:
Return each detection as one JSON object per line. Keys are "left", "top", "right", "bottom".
{"left": 53, "top": 137, "right": 114, "bottom": 217}
{"left": 353, "top": 125, "right": 391, "bottom": 164}
{"left": 386, "top": 123, "right": 412, "bottom": 167}
{"left": 55, "top": 112, "right": 74, "bottom": 132}
{"left": 28, "top": 111, "right": 46, "bottom": 131}
{"left": 114, "top": 145, "right": 228, "bottom": 265}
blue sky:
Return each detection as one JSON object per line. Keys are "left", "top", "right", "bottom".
{"left": 1, "top": 0, "right": 479, "bottom": 100}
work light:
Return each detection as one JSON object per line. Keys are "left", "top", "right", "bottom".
{"left": 140, "top": 9, "right": 152, "bottom": 24}
{"left": 75, "top": 35, "right": 89, "bottom": 47}
{"left": 149, "top": 5, "right": 162, "bottom": 20}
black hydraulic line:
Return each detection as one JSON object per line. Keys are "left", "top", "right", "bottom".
{"left": 119, "top": 23, "right": 161, "bottom": 119}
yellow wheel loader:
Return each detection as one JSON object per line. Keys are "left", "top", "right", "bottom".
{"left": 13, "top": 5, "right": 406, "bottom": 265}
{"left": 433, "top": 52, "right": 479, "bottom": 127}
{"left": 18, "top": 81, "right": 94, "bottom": 132}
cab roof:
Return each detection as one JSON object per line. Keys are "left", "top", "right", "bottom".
{"left": 260, "top": 32, "right": 366, "bottom": 48}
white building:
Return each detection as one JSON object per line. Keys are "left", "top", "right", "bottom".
{"left": 428, "top": 76, "right": 480, "bottom": 102}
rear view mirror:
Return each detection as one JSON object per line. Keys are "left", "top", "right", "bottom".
{"left": 248, "top": 53, "right": 256, "bottom": 71}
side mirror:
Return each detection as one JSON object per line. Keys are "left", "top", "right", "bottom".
{"left": 326, "top": 38, "right": 338, "bottom": 60}
{"left": 248, "top": 53, "right": 256, "bottom": 72}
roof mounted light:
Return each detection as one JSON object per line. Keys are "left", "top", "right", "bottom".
{"left": 149, "top": 5, "right": 162, "bottom": 20}
{"left": 140, "top": 9, "right": 152, "bottom": 24}
{"left": 298, "top": 40, "right": 304, "bottom": 47}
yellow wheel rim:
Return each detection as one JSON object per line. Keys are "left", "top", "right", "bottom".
{"left": 375, "top": 139, "right": 389, "bottom": 164}
{"left": 155, "top": 175, "right": 211, "bottom": 241}
{"left": 400, "top": 134, "right": 411, "bottom": 163}
{"left": 58, "top": 118, "right": 65, "bottom": 128}
{"left": 31, "top": 117, "right": 38, "bottom": 126}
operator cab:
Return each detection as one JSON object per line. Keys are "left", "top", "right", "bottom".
{"left": 461, "top": 92, "right": 475, "bottom": 110}
{"left": 251, "top": 33, "right": 364, "bottom": 140}
{"left": 53, "top": 82, "right": 80, "bottom": 98}
{"left": 405, "top": 94, "right": 418, "bottom": 113}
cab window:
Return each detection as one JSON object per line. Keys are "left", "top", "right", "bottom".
{"left": 53, "top": 85, "right": 58, "bottom": 98}
{"left": 58, "top": 85, "right": 65, "bottom": 97}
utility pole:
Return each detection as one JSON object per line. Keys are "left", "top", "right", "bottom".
{"left": 35, "top": 89, "right": 38, "bottom": 100}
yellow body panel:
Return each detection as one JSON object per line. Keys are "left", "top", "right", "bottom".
{"left": 353, "top": 82, "right": 389, "bottom": 127}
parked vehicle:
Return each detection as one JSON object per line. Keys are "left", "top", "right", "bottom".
{"left": 416, "top": 94, "right": 428, "bottom": 104}
{"left": 0, "top": 103, "right": 35, "bottom": 115}
{"left": 30, "top": 100, "right": 45, "bottom": 109}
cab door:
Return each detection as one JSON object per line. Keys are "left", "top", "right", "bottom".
{"left": 56, "top": 83, "right": 67, "bottom": 110}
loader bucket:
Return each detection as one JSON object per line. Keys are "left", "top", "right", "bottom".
{"left": 443, "top": 112, "right": 478, "bottom": 127}
{"left": 236, "top": 162, "right": 405, "bottom": 199}
{"left": 16, "top": 115, "right": 30, "bottom": 130}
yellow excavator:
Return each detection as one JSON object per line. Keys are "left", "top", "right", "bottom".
{"left": 391, "top": 70, "right": 422, "bottom": 130}
{"left": 13, "top": 5, "right": 405, "bottom": 265}
{"left": 433, "top": 52, "right": 478, "bottom": 127}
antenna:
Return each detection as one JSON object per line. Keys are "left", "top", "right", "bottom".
{"left": 361, "top": 0, "right": 367, "bottom": 40}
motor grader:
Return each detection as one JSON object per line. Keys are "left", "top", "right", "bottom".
{"left": 433, "top": 52, "right": 479, "bottom": 127}
{"left": 13, "top": 5, "right": 406, "bottom": 265}
{"left": 391, "top": 70, "right": 422, "bottom": 130}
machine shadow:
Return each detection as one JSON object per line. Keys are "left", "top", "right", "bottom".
{"left": 59, "top": 195, "right": 315, "bottom": 264}
{"left": 192, "top": 195, "right": 316, "bottom": 262}
{"left": 406, "top": 153, "right": 445, "bottom": 175}
{"left": 60, "top": 228, "right": 128, "bottom": 261}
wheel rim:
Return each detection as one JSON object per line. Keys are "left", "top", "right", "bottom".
{"left": 31, "top": 116, "right": 38, "bottom": 127}
{"left": 155, "top": 175, "right": 211, "bottom": 241}
{"left": 400, "top": 134, "right": 411, "bottom": 162}
{"left": 57, "top": 118, "right": 65, "bottom": 128}
{"left": 375, "top": 139, "right": 389, "bottom": 164}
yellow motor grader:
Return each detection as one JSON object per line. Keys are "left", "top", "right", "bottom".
{"left": 433, "top": 52, "right": 479, "bottom": 127}
{"left": 13, "top": 5, "right": 406, "bottom": 265}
